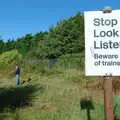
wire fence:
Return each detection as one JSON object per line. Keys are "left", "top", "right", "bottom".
{"left": 17, "top": 57, "right": 85, "bottom": 71}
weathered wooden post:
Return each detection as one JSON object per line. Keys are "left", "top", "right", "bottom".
{"left": 103, "top": 74, "right": 114, "bottom": 120}
{"left": 102, "top": 7, "right": 114, "bottom": 120}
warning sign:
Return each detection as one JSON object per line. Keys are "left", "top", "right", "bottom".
{"left": 85, "top": 10, "right": 120, "bottom": 76}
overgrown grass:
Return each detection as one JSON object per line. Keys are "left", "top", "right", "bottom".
{"left": 0, "top": 67, "right": 106, "bottom": 120}
{"left": 57, "top": 53, "right": 85, "bottom": 70}
{"left": 0, "top": 52, "right": 113, "bottom": 120}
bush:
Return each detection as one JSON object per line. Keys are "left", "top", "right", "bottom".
{"left": 0, "top": 50, "right": 22, "bottom": 69}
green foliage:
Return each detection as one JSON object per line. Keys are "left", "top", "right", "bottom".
{"left": 0, "top": 12, "right": 84, "bottom": 59}
{"left": 0, "top": 39, "right": 5, "bottom": 53}
{"left": 5, "top": 39, "right": 16, "bottom": 51}
{"left": 114, "top": 96, "right": 120, "bottom": 120}
{"left": 15, "top": 34, "right": 34, "bottom": 56}
{"left": 0, "top": 50, "right": 22, "bottom": 68}
{"left": 16, "top": 12, "right": 84, "bottom": 59}
{"left": 44, "top": 12, "right": 84, "bottom": 58}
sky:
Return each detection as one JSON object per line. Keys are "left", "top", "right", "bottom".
{"left": 0, "top": 0, "right": 119, "bottom": 41}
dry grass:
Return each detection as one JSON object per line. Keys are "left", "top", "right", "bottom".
{"left": 0, "top": 67, "right": 106, "bottom": 120}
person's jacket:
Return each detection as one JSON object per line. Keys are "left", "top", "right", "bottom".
{"left": 15, "top": 67, "right": 20, "bottom": 75}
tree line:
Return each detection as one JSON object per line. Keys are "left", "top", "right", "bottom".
{"left": 0, "top": 12, "right": 84, "bottom": 59}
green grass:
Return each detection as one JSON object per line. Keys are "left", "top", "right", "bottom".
{"left": 57, "top": 53, "right": 85, "bottom": 70}
{"left": 0, "top": 66, "right": 106, "bottom": 120}
{"left": 0, "top": 52, "right": 108, "bottom": 120}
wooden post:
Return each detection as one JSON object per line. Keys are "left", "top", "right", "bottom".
{"left": 103, "top": 74, "right": 114, "bottom": 120}
{"left": 101, "top": 7, "right": 114, "bottom": 120}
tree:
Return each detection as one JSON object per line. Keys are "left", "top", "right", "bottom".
{"left": 0, "top": 40, "right": 5, "bottom": 53}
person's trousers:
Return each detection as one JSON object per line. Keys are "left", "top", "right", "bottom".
{"left": 16, "top": 74, "right": 20, "bottom": 85}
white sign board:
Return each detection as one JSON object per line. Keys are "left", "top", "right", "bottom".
{"left": 85, "top": 10, "right": 120, "bottom": 76}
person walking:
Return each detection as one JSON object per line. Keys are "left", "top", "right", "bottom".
{"left": 15, "top": 65, "right": 20, "bottom": 85}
